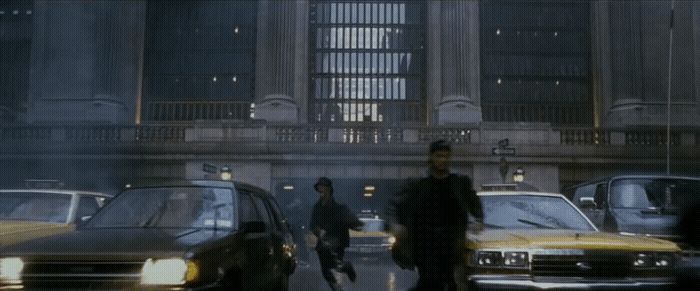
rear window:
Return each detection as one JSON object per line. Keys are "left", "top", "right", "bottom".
{"left": 360, "top": 219, "right": 385, "bottom": 232}
{"left": 0, "top": 192, "right": 72, "bottom": 223}
{"left": 610, "top": 178, "right": 700, "bottom": 209}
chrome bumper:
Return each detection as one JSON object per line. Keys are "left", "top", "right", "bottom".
{"left": 468, "top": 275, "right": 674, "bottom": 290}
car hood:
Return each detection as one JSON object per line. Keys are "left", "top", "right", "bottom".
{"left": 1, "top": 228, "right": 228, "bottom": 258}
{"left": 466, "top": 229, "right": 679, "bottom": 252}
{"left": 0, "top": 220, "right": 74, "bottom": 248}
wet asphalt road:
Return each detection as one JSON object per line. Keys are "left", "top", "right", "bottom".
{"left": 289, "top": 254, "right": 419, "bottom": 291}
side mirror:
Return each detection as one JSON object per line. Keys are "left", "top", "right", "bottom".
{"left": 241, "top": 221, "right": 266, "bottom": 234}
{"left": 76, "top": 216, "right": 92, "bottom": 226}
{"left": 579, "top": 197, "right": 598, "bottom": 209}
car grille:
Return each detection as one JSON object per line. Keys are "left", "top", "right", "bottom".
{"left": 531, "top": 253, "right": 633, "bottom": 278}
{"left": 350, "top": 237, "right": 385, "bottom": 246}
{"left": 20, "top": 260, "right": 143, "bottom": 287}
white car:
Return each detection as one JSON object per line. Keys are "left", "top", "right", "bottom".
{"left": 0, "top": 189, "right": 112, "bottom": 247}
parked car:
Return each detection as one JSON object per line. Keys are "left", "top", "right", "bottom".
{"left": 0, "top": 180, "right": 296, "bottom": 290}
{"left": 565, "top": 175, "right": 700, "bottom": 245}
{"left": 459, "top": 191, "right": 680, "bottom": 290}
{"left": 0, "top": 189, "right": 111, "bottom": 248}
{"left": 347, "top": 216, "right": 395, "bottom": 258}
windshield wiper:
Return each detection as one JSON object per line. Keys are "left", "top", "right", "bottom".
{"left": 140, "top": 200, "right": 169, "bottom": 228}
{"left": 517, "top": 219, "right": 556, "bottom": 229}
{"left": 479, "top": 223, "right": 504, "bottom": 229}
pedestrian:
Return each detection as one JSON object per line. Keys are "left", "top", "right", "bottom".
{"left": 309, "top": 177, "right": 363, "bottom": 290}
{"left": 386, "top": 140, "right": 484, "bottom": 291}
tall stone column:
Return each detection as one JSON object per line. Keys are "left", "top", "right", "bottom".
{"left": 604, "top": 0, "right": 698, "bottom": 127}
{"left": 254, "top": 0, "right": 308, "bottom": 124}
{"left": 26, "top": 1, "right": 146, "bottom": 125}
{"left": 426, "top": 0, "right": 442, "bottom": 125}
{"left": 694, "top": 1, "right": 700, "bottom": 115}
{"left": 431, "top": 0, "right": 482, "bottom": 125}
{"left": 590, "top": 0, "right": 612, "bottom": 128}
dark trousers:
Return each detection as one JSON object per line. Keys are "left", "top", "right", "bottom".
{"left": 317, "top": 246, "right": 345, "bottom": 290}
{"left": 412, "top": 229, "right": 458, "bottom": 291}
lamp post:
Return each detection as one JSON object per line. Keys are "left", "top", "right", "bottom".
{"left": 665, "top": 0, "right": 676, "bottom": 175}
{"left": 499, "top": 157, "right": 509, "bottom": 184}
{"left": 220, "top": 166, "right": 232, "bottom": 181}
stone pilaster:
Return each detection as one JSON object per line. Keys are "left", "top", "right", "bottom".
{"left": 26, "top": 1, "right": 146, "bottom": 125}
{"left": 254, "top": 0, "right": 307, "bottom": 123}
{"left": 591, "top": 0, "right": 612, "bottom": 128}
{"left": 695, "top": 1, "right": 700, "bottom": 113}
{"left": 433, "top": 0, "right": 482, "bottom": 125}
{"left": 604, "top": 0, "right": 699, "bottom": 128}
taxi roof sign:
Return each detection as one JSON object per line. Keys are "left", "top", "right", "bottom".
{"left": 24, "top": 179, "right": 65, "bottom": 189}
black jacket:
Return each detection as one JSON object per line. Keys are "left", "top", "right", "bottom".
{"left": 309, "top": 198, "right": 362, "bottom": 249}
{"left": 386, "top": 173, "right": 484, "bottom": 268}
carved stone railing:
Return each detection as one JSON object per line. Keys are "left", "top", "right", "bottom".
{"left": 559, "top": 128, "right": 611, "bottom": 145}
{"left": 0, "top": 124, "right": 697, "bottom": 146}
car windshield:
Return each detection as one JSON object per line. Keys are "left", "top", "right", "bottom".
{"left": 481, "top": 195, "right": 595, "bottom": 231}
{"left": 84, "top": 187, "right": 235, "bottom": 229}
{"left": 0, "top": 192, "right": 72, "bottom": 223}
{"left": 610, "top": 178, "right": 700, "bottom": 209}
{"left": 360, "top": 219, "right": 385, "bottom": 232}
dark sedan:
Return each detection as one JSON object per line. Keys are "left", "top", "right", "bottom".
{"left": 0, "top": 180, "right": 296, "bottom": 290}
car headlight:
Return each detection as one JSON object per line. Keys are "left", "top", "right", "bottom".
{"left": 140, "top": 258, "right": 199, "bottom": 286}
{"left": 0, "top": 258, "right": 24, "bottom": 284}
{"left": 503, "top": 252, "right": 529, "bottom": 267}
{"left": 633, "top": 253, "right": 675, "bottom": 269}
{"left": 633, "top": 253, "right": 654, "bottom": 268}
{"left": 653, "top": 253, "right": 675, "bottom": 268}
{"left": 387, "top": 236, "right": 396, "bottom": 245}
{"left": 476, "top": 251, "right": 502, "bottom": 267}
{"left": 475, "top": 251, "right": 529, "bottom": 268}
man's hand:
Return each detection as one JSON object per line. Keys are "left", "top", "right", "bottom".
{"left": 469, "top": 220, "right": 485, "bottom": 234}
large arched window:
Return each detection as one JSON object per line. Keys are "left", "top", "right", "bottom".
{"left": 309, "top": 0, "right": 426, "bottom": 124}
{"left": 142, "top": 0, "right": 257, "bottom": 122}
{"left": 0, "top": 0, "right": 33, "bottom": 123}
{"left": 480, "top": 0, "right": 592, "bottom": 125}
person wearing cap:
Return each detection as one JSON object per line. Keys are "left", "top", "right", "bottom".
{"left": 386, "top": 140, "right": 484, "bottom": 291}
{"left": 309, "top": 177, "right": 363, "bottom": 290}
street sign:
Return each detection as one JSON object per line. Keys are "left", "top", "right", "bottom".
{"left": 202, "top": 163, "right": 218, "bottom": 174}
{"left": 492, "top": 147, "right": 516, "bottom": 156}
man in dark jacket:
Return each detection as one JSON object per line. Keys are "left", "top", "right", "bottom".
{"left": 386, "top": 140, "right": 484, "bottom": 291}
{"left": 310, "top": 177, "right": 363, "bottom": 290}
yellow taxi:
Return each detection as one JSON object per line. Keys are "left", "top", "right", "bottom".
{"left": 0, "top": 189, "right": 111, "bottom": 248}
{"left": 347, "top": 214, "right": 396, "bottom": 257}
{"left": 460, "top": 192, "right": 680, "bottom": 290}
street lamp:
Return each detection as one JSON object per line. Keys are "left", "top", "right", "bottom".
{"left": 513, "top": 167, "right": 525, "bottom": 183}
{"left": 220, "top": 166, "right": 232, "bottom": 181}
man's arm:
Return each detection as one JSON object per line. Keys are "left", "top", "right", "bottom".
{"left": 464, "top": 177, "right": 484, "bottom": 221}
{"left": 309, "top": 205, "right": 321, "bottom": 237}
{"left": 341, "top": 205, "right": 363, "bottom": 231}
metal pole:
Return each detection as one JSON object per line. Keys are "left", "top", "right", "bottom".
{"left": 666, "top": 0, "right": 675, "bottom": 175}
